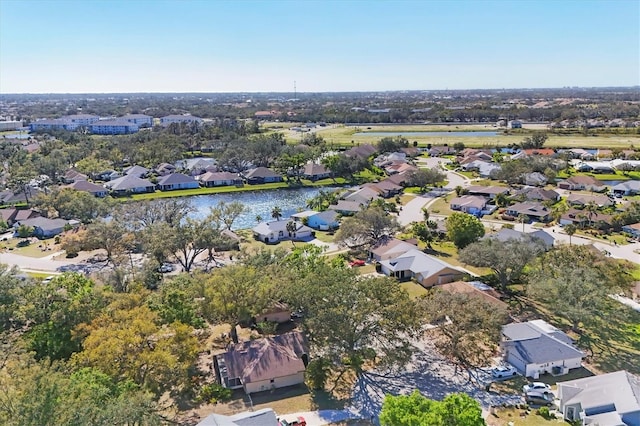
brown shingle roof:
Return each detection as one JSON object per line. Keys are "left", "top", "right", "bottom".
{"left": 222, "top": 332, "right": 307, "bottom": 384}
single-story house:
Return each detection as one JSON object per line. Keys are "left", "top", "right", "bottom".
{"left": 369, "top": 238, "right": 418, "bottom": 262}
{"left": 502, "top": 319, "right": 584, "bottom": 379}
{"left": 557, "top": 370, "right": 640, "bottom": 425}
{"left": 505, "top": 202, "right": 551, "bottom": 222}
{"left": 93, "top": 169, "right": 121, "bottom": 181}
{"left": 242, "top": 167, "right": 283, "bottom": 184}
{"left": 523, "top": 172, "right": 548, "bottom": 187}
{"left": 215, "top": 332, "right": 308, "bottom": 394}
{"left": 384, "top": 172, "right": 412, "bottom": 186}
{"left": 384, "top": 161, "right": 417, "bottom": 176}
{"left": 15, "top": 217, "right": 71, "bottom": 238}
{"left": 198, "top": 171, "right": 243, "bottom": 187}
{"left": 307, "top": 210, "right": 339, "bottom": 231}
{"left": 364, "top": 180, "right": 403, "bottom": 198}
{"left": 302, "top": 163, "right": 331, "bottom": 181}
{"left": 461, "top": 160, "right": 501, "bottom": 177}
{"left": 1, "top": 208, "right": 39, "bottom": 226}
{"left": 566, "top": 193, "right": 614, "bottom": 208}
{"left": 483, "top": 227, "right": 555, "bottom": 250}
{"left": 558, "top": 176, "right": 608, "bottom": 192}
{"left": 622, "top": 222, "right": 640, "bottom": 239}
{"left": 104, "top": 175, "right": 156, "bottom": 195}
{"left": 123, "top": 165, "right": 149, "bottom": 178}
{"left": 345, "top": 144, "right": 377, "bottom": 160}
{"left": 466, "top": 185, "right": 510, "bottom": 199}
{"left": 156, "top": 173, "right": 199, "bottom": 191}
{"left": 328, "top": 200, "right": 363, "bottom": 215}
{"left": 252, "top": 220, "right": 313, "bottom": 243}
{"left": 67, "top": 180, "right": 108, "bottom": 197}
{"left": 61, "top": 168, "right": 88, "bottom": 183}
{"left": 560, "top": 209, "right": 614, "bottom": 228}
{"left": 378, "top": 248, "right": 464, "bottom": 287}
{"left": 428, "top": 146, "right": 457, "bottom": 157}
{"left": 0, "top": 188, "right": 42, "bottom": 205}
{"left": 254, "top": 302, "right": 292, "bottom": 325}
{"left": 155, "top": 162, "right": 176, "bottom": 176}
{"left": 197, "top": 408, "right": 278, "bottom": 426}
{"left": 176, "top": 157, "right": 218, "bottom": 175}
{"left": 514, "top": 187, "right": 560, "bottom": 202}
{"left": 437, "top": 281, "right": 507, "bottom": 310}
{"left": 342, "top": 187, "right": 380, "bottom": 205}
{"left": 613, "top": 180, "right": 640, "bottom": 196}
{"left": 450, "top": 195, "right": 488, "bottom": 215}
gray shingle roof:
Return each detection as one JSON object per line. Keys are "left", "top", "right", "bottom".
{"left": 157, "top": 173, "right": 197, "bottom": 186}
{"left": 104, "top": 175, "right": 154, "bottom": 191}
{"left": 503, "top": 320, "right": 583, "bottom": 364}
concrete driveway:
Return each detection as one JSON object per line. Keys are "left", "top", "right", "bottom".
{"left": 285, "top": 337, "right": 522, "bottom": 424}
{"left": 346, "top": 337, "right": 522, "bottom": 423}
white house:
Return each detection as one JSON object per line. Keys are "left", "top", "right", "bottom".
{"left": 557, "top": 370, "right": 640, "bottom": 425}
{"left": 252, "top": 220, "right": 313, "bottom": 243}
{"left": 378, "top": 249, "right": 464, "bottom": 288}
{"left": 197, "top": 408, "right": 278, "bottom": 426}
{"left": 502, "top": 319, "right": 584, "bottom": 379}
{"left": 156, "top": 173, "right": 199, "bottom": 191}
{"left": 307, "top": 210, "right": 339, "bottom": 230}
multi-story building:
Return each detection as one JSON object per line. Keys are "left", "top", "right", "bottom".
{"left": 122, "top": 114, "right": 153, "bottom": 128}
{"left": 89, "top": 119, "right": 139, "bottom": 135}
{"left": 29, "top": 114, "right": 100, "bottom": 132}
{"left": 0, "top": 120, "right": 23, "bottom": 131}
{"left": 160, "top": 114, "right": 203, "bottom": 126}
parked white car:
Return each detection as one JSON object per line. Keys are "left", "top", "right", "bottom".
{"left": 523, "top": 382, "right": 552, "bottom": 393}
{"left": 491, "top": 365, "right": 518, "bottom": 379}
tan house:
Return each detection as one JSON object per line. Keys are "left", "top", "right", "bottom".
{"left": 558, "top": 176, "right": 607, "bottom": 192}
{"left": 254, "top": 302, "right": 292, "bottom": 324}
{"left": 216, "top": 332, "right": 308, "bottom": 394}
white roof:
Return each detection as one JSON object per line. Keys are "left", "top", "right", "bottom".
{"left": 379, "top": 248, "right": 460, "bottom": 277}
{"left": 560, "top": 370, "right": 640, "bottom": 418}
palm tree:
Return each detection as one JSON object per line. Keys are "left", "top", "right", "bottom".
{"left": 255, "top": 215, "right": 263, "bottom": 224}
{"left": 495, "top": 193, "right": 509, "bottom": 208}
{"left": 271, "top": 206, "right": 283, "bottom": 221}
{"left": 517, "top": 214, "right": 528, "bottom": 232}
{"left": 286, "top": 220, "right": 298, "bottom": 246}
{"left": 584, "top": 201, "right": 598, "bottom": 228}
{"left": 565, "top": 224, "right": 577, "bottom": 245}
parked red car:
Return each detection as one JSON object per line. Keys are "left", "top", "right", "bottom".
{"left": 348, "top": 259, "right": 366, "bottom": 267}
{"left": 279, "top": 415, "right": 306, "bottom": 426}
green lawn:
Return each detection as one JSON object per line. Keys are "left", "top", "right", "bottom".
{"left": 310, "top": 124, "right": 640, "bottom": 149}
{"left": 0, "top": 238, "right": 57, "bottom": 258}
{"left": 400, "top": 281, "right": 429, "bottom": 299}
{"left": 487, "top": 407, "right": 566, "bottom": 426}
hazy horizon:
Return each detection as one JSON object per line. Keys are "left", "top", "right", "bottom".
{"left": 1, "top": 0, "right": 638, "bottom": 94}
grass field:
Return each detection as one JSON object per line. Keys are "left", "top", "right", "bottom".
{"left": 486, "top": 407, "right": 566, "bottom": 426}
{"left": 0, "top": 238, "right": 57, "bottom": 258}
{"left": 304, "top": 124, "right": 640, "bottom": 149}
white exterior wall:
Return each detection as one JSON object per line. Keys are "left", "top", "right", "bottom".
{"left": 507, "top": 348, "right": 582, "bottom": 378}
{"left": 0, "top": 121, "right": 23, "bottom": 131}
{"left": 244, "top": 372, "right": 304, "bottom": 394}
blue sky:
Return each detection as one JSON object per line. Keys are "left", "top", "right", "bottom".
{"left": 0, "top": 0, "right": 638, "bottom": 93}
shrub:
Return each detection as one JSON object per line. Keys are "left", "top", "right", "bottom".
{"left": 305, "top": 358, "right": 330, "bottom": 390}
{"left": 195, "top": 383, "right": 232, "bottom": 404}
{"left": 537, "top": 406, "right": 555, "bottom": 420}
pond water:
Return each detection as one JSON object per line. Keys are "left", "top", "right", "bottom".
{"left": 186, "top": 187, "right": 332, "bottom": 230}
{"left": 354, "top": 131, "right": 499, "bottom": 137}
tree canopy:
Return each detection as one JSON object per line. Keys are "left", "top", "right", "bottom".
{"left": 446, "top": 213, "right": 485, "bottom": 249}
{"left": 380, "top": 390, "right": 485, "bottom": 426}
{"left": 459, "top": 236, "right": 546, "bottom": 291}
